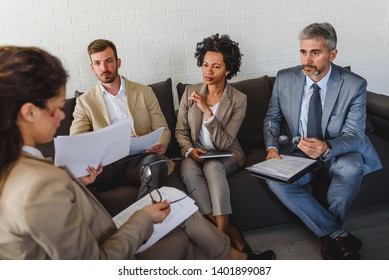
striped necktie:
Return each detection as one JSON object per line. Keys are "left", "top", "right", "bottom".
{"left": 307, "top": 83, "right": 323, "bottom": 139}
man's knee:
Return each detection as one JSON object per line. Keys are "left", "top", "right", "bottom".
{"left": 330, "top": 153, "right": 364, "bottom": 178}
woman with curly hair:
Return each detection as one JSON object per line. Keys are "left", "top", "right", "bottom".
{"left": 176, "top": 34, "right": 275, "bottom": 259}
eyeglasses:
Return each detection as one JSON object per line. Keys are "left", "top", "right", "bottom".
{"left": 149, "top": 187, "right": 196, "bottom": 205}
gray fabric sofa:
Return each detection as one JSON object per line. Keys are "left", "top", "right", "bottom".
{"left": 37, "top": 76, "right": 389, "bottom": 231}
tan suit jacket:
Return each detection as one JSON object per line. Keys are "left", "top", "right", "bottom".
{"left": 175, "top": 83, "right": 247, "bottom": 166}
{"left": 70, "top": 77, "right": 171, "bottom": 150}
{"left": 0, "top": 152, "right": 153, "bottom": 260}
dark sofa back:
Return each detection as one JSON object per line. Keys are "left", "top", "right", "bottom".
{"left": 367, "top": 91, "right": 389, "bottom": 142}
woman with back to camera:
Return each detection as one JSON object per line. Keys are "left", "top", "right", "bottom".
{"left": 0, "top": 45, "right": 264, "bottom": 260}
{"left": 176, "top": 34, "right": 276, "bottom": 259}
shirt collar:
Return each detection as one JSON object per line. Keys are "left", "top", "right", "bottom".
{"left": 305, "top": 63, "right": 332, "bottom": 90}
{"left": 22, "top": 146, "right": 44, "bottom": 159}
{"left": 99, "top": 76, "right": 126, "bottom": 96}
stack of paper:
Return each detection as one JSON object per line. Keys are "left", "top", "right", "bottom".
{"left": 112, "top": 186, "right": 198, "bottom": 253}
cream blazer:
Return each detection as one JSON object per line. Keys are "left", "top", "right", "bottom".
{"left": 70, "top": 77, "right": 171, "bottom": 150}
{"left": 175, "top": 83, "right": 247, "bottom": 166}
{"left": 0, "top": 152, "right": 153, "bottom": 259}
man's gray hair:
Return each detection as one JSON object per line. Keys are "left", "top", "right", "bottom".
{"left": 299, "top": 22, "right": 337, "bottom": 52}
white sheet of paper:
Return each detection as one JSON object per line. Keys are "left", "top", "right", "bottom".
{"left": 247, "top": 154, "right": 316, "bottom": 182}
{"left": 112, "top": 186, "right": 198, "bottom": 253}
{"left": 129, "top": 127, "right": 164, "bottom": 155}
{"left": 54, "top": 119, "right": 131, "bottom": 177}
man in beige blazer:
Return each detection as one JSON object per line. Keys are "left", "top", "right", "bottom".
{"left": 70, "top": 39, "right": 170, "bottom": 198}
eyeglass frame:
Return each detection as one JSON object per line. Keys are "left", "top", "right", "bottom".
{"left": 149, "top": 187, "right": 196, "bottom": 205}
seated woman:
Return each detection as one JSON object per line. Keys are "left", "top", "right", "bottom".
{"left": 0, "top": 46, "right": 260, "bottom": 260}
{"left": 175, "top": 34, "right": 275, "bottom": 259}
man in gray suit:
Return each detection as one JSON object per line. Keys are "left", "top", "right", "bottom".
{"left": 263, "top": 22, "right": 382, "bottom": 259}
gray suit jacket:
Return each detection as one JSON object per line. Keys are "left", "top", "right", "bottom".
{"left": 264, "top": 63, "right": 382, "bottom": 175}
{"left": 70, "top": 77, "right": 171, "bottom": 150}
{"left": 175, "top": 83, "right": 247, "bottom": 166}
{"left": 0, "top": 152, "right": 153, "bottom": 259}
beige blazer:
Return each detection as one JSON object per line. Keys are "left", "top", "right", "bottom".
{"left": 0, "top": 152, "right": 153, "bottom": 260}
{"left": 175, "top": 83, "right": 247, "bottom": 166}
{"left": 70, "top": 77, "right": 171, "bottom": 150}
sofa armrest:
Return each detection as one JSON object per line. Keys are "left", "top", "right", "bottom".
{"left": 367, "top": 91, "right": 389, "bottom": 142}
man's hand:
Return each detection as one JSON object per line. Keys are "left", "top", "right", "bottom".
{"left": 142, "top": 200, "right": 171, "bottom": 224}
{"left": 298, "top": 137, "right": 327, "bottom": 159}
{"left": 79, "top": 163, "right": 103, "bottom": 185}
{"left": 189, "top": 148, "right": 207, "bottom": 163}
{"left": 266, "top": 148, "right": 282, "bottom": 160}
{"left": 145, "top": 143, "right": 165, "bottom": 157}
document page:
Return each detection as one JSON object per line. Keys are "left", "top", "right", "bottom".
{"left": 247, "top": 155, "right": 317, "bottom": 183}
{"left": 129, "top": 127, "right": 164, "bottom": 155}
{"left": 112, "top": 186, "right": 198, "bottom": 253}
{"left": 54, "top": 119, "right": 131, "bottom": 177}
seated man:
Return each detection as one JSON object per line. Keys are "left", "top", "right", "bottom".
{"left": 263, "top": 22, "right": 382, "bottom": 260}
{"left": 70, "top": 39, "right": 170, "bottom": 198}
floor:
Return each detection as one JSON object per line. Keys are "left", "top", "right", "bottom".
{"left": 243, "top": 204, "right": 389, "bottom": 260}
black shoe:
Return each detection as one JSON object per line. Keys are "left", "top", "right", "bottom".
{"left": 346, "top": 232, "right": 362, "bottom": 251}
{"left": 333, "top": 236, "right": 356, "bottom": 259}
{"left": 242, "top": 245, "right": 276, "bottom": 260}
{"left": 321, "top": 235, "right": 337, "bottom": 260}
{"left": 247, "top": 250, "right": 277, "bottom": 260}
{"left": 321, "top": 235, "right": 360, "bottom": 260}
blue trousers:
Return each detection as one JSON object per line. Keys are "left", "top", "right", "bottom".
{"left": 267, "top": 152, "right": 364, "bottom": 238}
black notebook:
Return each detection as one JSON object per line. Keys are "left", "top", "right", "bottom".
{"left": 198, "top": 150, "right": 233, "bottom": 159}
{"left": 246, "top": 155, "right": 318, "bottom": 184}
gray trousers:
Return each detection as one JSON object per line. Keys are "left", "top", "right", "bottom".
{"left": 136, "top": 211, "right": 230, "bottom": 259}
{"left": 180, "top": 157, "right": 239, "bottom": 216}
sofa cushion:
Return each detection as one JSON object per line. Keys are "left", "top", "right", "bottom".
{"left": 367, "top": 91, "right": 389, "bottom": 142}
{"left": 36, "top": 97, "right": 76, "bottom": 158}
{"left": 148, "top": 78, "right": 180, "bottom": 157}
{"left": 176, "top": 76, "right": 273, "bottom": 152}
{"left": 231, "top": 76, "right": 272, "bottom": 151}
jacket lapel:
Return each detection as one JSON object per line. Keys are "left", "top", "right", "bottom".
{"left": 124, "top": 78, "right": 137, "bottom": 117}
{"left": 322, "top": 65, "right": 342, "bottom": 136}
{"left": 215, "top": 83, "right": 233, "bottom": 123}
{"left": 123, "top": 78, "right": 138, "bottom": 135}
{"left": 291, "top": 69, "right": 305, "bottom": 135}
{"left": 91, "top": 84, "right": 111, "bottom": 126}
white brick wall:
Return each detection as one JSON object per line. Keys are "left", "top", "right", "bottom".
{"left": 1, "top": 0, "right": 388, "bottom": 106}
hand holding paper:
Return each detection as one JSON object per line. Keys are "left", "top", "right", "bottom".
{"left": 113, "top": 186, "right": 198, "bottom": 253}
{"left": 129, "top": 127, "right": 164, "bottom": 155}
{"left": 54, "top": 119, "right": 131, "bottom": 177}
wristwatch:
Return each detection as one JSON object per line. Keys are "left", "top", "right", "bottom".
{"left": 321, "top": 141, "right": 332, "bottom": 161}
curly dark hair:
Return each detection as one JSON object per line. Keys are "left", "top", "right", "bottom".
{"left": 194, "top": 34, "right": 242, "bottom": 80}
{"left": 0, "top": 46, "right": 68, "bottom": 184}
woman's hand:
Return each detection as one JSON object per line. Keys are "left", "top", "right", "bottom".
{"left": 189, "top": 91, "right": 213, "bottom": 119}
{"left": 142, "top": 200, "right": 171, "bottom": 224}
{"left": 79, "top": 163, "right": 103, "bottom": 185}
{"left": 189, "top": 148, "right": 207, "bottom": 163}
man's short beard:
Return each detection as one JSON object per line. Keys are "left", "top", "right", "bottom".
{"left": 301, "top": 64, "right": 323, "bottom": 78}
{"left": 99, "top": 70, "right": 118, "bottom": 83}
